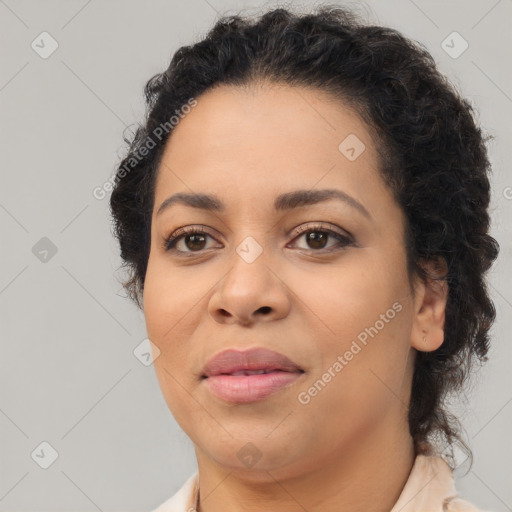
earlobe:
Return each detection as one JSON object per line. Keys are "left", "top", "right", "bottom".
{"left": 410, "top": 258, "right": 449, "bottom": 353}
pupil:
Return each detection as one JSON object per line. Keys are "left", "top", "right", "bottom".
{"left": 308, "top": 232, "right": 327, "bottom": 249}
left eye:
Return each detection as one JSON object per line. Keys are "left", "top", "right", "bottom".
{"left": 288, "top": 224, "right": 353, "bottom": 251}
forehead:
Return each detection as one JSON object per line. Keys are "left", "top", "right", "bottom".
{"left": 153, "top": 83, "right": 386, "bottom": 215}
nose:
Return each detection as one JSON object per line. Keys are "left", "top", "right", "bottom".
{"left": 208, "top": 249, "right": 291, "bottom": 326}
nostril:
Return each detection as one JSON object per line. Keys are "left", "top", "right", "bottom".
{"left": 258, "top": 306, "right": 272, "bottom": 314}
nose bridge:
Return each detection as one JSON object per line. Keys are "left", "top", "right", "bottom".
{"left": 230, "top": 235, "right": 272, "bottom": 286}
{"left": 226, "top": 232, "right": 276, "bottom": 297}
{"left": 208, "top": 231, "right": 290, "bottom": 324}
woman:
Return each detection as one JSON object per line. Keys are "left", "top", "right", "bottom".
{"left": 109, "top": 5, "right": 499, "bottom": 511}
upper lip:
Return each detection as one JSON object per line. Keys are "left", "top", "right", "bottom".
{"left": 202, "top": 347, "right": 304, "bottom": 377}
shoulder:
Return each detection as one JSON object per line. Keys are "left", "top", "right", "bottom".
{"left": 391, "top": 454, "right": 492, "bottom": 512}
{"left": 443, "top": 496, "right": 493, "bottom": 512}
{"left": 151, "top": 472, "right": 198, "bottom": 512}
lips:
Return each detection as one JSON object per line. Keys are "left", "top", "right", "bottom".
{"left": 202, "top": 347, "right": 305, "bottom": 403}
{"left": 202, "top": 347, "right": 303, "bottom": 377}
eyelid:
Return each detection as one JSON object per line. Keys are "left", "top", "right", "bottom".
{"left": 289, "top": 221, "right": 353, "bottom": 241}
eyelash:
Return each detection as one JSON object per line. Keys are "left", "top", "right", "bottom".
{"left": 163, "top": 223, "right": 354, "bottom": 256}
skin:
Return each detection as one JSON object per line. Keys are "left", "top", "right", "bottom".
{"left": 143, "top": 82, "right": 448, "bottom": 512}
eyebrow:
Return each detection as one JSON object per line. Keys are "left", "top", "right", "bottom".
{"left": 156, "top": 188, "right": 372, "bottom": 220}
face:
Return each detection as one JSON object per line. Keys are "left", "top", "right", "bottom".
{"left": 143, "top": 82, "right": 433, "bottom": 480}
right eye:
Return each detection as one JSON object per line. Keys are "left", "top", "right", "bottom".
{"left": 163, "top": 226, "right": 221, "bottom": 255}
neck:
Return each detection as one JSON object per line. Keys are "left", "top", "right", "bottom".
{"left": 194, "top": 418, "right": 416, "bottom": 512}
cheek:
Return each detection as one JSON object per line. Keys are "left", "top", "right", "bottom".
{"left": 143, "top": 258, "right": 204, "bottom": 346}
{"left": 296, "top": 261, "right": 400, "bottom": 341}
{"left": 143, "top": 263, "right": 203, "bottom": 426}
{"left": 299, "top": 258, "right": 413, "bottom": 392}
{"left": 143, "top": 260, "right": 206, "bottom": 409}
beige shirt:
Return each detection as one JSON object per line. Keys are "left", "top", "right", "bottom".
{"left": 152, "top": 454, "right": 490, "bottom": 512}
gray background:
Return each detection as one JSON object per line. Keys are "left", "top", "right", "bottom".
{"left": 0, "top": 0, "right": 511, "bottom": 510}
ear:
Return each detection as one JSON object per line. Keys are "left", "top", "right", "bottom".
{"left": 410, "top": 257, "right": 449, "bottom": 352}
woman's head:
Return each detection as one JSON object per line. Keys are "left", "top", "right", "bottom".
{"left": 109, "top": 5, "right": 499, "bottom": 470}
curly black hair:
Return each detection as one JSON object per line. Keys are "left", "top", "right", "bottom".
{"left": 109, "top": 4, "right": 499, "bottom": 467}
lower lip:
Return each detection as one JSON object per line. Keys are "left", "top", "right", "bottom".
{"left": 203, "top": 371, "right": 303, "bottom": 403}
